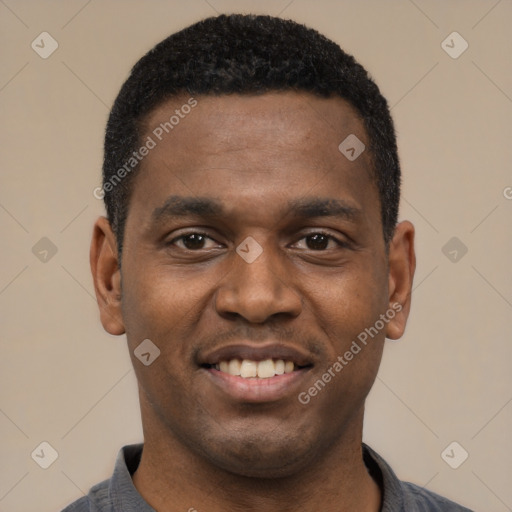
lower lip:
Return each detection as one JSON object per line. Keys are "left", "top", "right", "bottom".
{"left": 203, "top": 368, "right": 310, "bottom": 403}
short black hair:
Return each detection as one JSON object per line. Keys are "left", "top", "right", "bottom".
{"left": 103, "top": 14, "right": 400, "bottom": 256}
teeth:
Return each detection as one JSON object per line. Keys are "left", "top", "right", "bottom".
{"left": 216, "top": 358, "right": 297, "bottom": 379}
{"left": 240, "top": 360, "right": 257, "bottom": 378}
{"left": 275, "top": 359, "right": 285, "bottom": 375}
{"left": 257, "top": 359, "right": 275, "bottom": 378}
{"left": 228, "top": 359, "right": 241, "bottom": 376}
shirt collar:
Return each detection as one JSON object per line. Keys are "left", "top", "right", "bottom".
{"left": 109, "top": 444, "right": 155, "bottom": 511}
{"left": 363, "top": 443, "right": 404, "bottom": 511}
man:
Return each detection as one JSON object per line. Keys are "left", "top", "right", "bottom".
{"left": 64, "top": 14, "right": 473, "bottom": 512}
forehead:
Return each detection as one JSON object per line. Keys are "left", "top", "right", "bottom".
{"left": 128, "top": 92, "right": 378, "bottom": 228}
{"left": 141, "top": 92, "right": 367, "bottom": 161}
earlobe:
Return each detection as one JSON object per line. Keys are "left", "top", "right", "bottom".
{"left": 385, "top": 221, "right": 416, "bottom": 340}
{"left": 90, "top": 217, "right": 126, "bottom": 335}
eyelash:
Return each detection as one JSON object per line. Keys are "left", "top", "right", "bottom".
{"left": 168, "top": 230, "right": 348, "bottom": 250}
{"left": 169, "top": 232, "right": 221, "bottom": 249}
{"left": 300, "top": 231, "right": 350, "bottom": 250}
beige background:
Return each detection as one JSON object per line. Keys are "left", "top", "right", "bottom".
{"left": 1, "top": 1, "right": 511, "bottom": 511}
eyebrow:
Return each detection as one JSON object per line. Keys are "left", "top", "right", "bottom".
{"left": 152, "top": 196, "right": 224, "bottom": 223}
{"left": 151, "top": 195, "right": 361, "bottom": 224}
{"left": 286, "top": 198, "right": 360, "bottom": 221}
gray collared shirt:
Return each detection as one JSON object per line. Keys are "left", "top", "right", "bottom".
{"left": 61, "top": 444, "right": 474, "bottom": 511}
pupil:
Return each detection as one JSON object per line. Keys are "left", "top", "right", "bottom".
{"left": 184, "top": 234, "right": 205, "bottom": 249}
{"left": 307, "top": 234, "right": 328, "bottom": 250}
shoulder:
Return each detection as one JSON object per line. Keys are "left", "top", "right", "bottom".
{"left": 60, "top": 479, "right": 111, "bottom": 512}
{"left": 60, "top": 496, "right": 91, "bottom": 512}
{"left": 59, "top": 444, "right": 146, "bottom": 512}
{"left": 362, "top": 444, "right": 474, "bottom": 512}
{"left": 401, "top": 481, "right": 474, "bottom": 511}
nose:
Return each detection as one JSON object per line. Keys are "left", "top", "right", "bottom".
{"left": 214, "top": 243, "right": 302, "bottom": 324}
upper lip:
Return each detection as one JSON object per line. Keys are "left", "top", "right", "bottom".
{"left": 199, "top": 343, "right": 314, "bottom": 367}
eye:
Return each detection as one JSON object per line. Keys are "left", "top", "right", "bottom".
{"left": 294, "top": 232, "right": 345, "bottom": 251}
{"left": 170, "top": 233, "right": 220, "bottom": 250}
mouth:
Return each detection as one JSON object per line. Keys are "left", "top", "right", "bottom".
{"left": 199, "top": 344, "right": 314, "bottom": 403}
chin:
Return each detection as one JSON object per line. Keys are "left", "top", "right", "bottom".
{"left": 197, "top": 430, "right": 319, "bottom": 479}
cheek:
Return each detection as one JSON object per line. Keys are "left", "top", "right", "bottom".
{"left": 305, "top": 264, "right": 388, "bottom": 347}
{"left": 308, "top": 265, "right": 389, "bottom": 406}
{"left": 121, "top": 266, "right": 208, "bottom": 343}
{"left": 120, "top": 272, "right": 199, "bottom": 413}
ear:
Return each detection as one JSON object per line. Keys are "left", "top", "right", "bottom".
{"left": 385, "top": 221, "right": 416, "bottom": 340}
{"left": 90, "top": 217, "right": 125, "bottom": 335}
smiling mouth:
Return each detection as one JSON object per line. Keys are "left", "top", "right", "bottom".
{"left": 202, "top": 358, "right": 311, "bottom": 379}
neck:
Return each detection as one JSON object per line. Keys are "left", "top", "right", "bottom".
{"left": 133, "top": 404, "right": 381, "bottom": 512}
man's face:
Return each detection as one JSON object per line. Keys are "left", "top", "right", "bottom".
{"left": 98, "top": 92, "right": 410, "bottom": 477}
